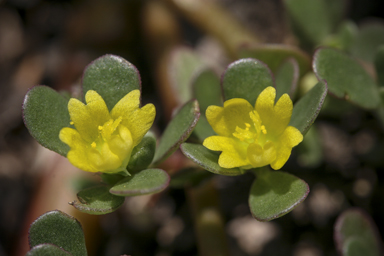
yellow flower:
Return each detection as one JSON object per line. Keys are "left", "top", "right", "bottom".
{"left": 203, "top": 86, "right": 303, "bottom": 170}
{"left": 59, "top": 89, "right": 155, "bottom": 174}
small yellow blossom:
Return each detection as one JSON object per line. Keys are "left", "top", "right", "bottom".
{"left": 203, "top": 87, "right": 303, "bottom": 170}
{"left": 59, "top": 89, "right": 155, "bottom": 174}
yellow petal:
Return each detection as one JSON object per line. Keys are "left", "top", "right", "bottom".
{"left": 247, "top": 141, "right": 276, "bottom": 168}
{"left": 111, "top": 90, "right": 156, "bottom": 147}
{"left": 68, "top": 90, "right": 110, "bottom": 142}
{"left": 206, "top": 98, "right": 254, "bottom": 137}
{"left": 203, "top": 136, "right": 249, "bottom": 168}
{"left": 270, "top": 126, "right": 303, "bottom": 170}
{"left": 255, "top": 87, "right": 293, "bottom": 137}
{"left": 59, "top": 127, "right": 97, "bottom": 172}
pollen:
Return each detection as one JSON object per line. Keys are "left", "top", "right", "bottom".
{"left": 91, "top": 142, "right": 96, "bottom": 148}
{"left": 70, "top": 121, "right": 74, "bottom": 125}
{"left": 98, "top": 125, "right": 103, "bottom": 131}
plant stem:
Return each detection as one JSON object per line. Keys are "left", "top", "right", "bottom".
{"left": 187, "top": 178, "right": 230, "bottom": 256}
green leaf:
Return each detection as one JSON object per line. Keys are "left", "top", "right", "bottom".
{"left": 127, "top": 131, "right": 156, "bottom": 172}
{"left": 285, "top": 0, "right": 332, "bottom": 45}
{"left": 237, "top": 44, "right": 311, "bottom": 76}
{"left": 180, "top": 143, "right": 244, "bottom": 176}
{"left": 71, "top": 185, "right": 125, "bottom": 215}
{"left": 109, "top": 168, "right": 170, "bottom": 196}
{"left": 222, "top": 58, "right": 274, "bottom": 104}
{"left": 351, "top": 23, "right": 384, "bottom": 62}
{"left": 192, "top": 116, "right": 216, "bottom": 142}
{"left": 82, "top": 54, "right": 141, "bottom": 111}
{"left": 275, "top": 58, "right": 299, "bottom": 100}
{"left": 23, "top": 86, "right": 70, "bottom": 156}
{"left": 153, "top": 99, "right": 200, "bottom": 164}
{"left": 289, "top": 80, "right": 328, "bottom": 134}
{"left": 313, "top": 47, "right": 380, "bottom": 109}
{"left": 168, "top": 47, "right": 206, "bottom": 104}
{"left": 27, "top": 244, "right": 72, "bottom": 256}
{"left": 170, "top": 168, "right": 212, "bottom": 188}
{"left": 334, "top": 208, "right": 381, "bottom": 256}
{"left": 192, "top": 69, "right": 222, "bottom": 114}
{"left": 249, "top": 169, "right": 309, "bottom": 221}
{"left": 374, "top": 45, "right": 384, "bottom": 87}
{"left": 29, "top": 210, "right": 87, "bottom": 256}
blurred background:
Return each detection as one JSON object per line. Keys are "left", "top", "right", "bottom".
{"left": 1, "top": 0, "right": 384, "bottom": 255}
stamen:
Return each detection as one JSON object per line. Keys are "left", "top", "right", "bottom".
{"left": 91, "top": 142, "right": 97, "bottom": 148}
{"left": 261, "top": 125, "right": 267, "bottom": 135}
{"left": 98, "top": 125, "right": 103, "bottom": 131}
{"left": 70, "top": 121, "right": 74, "bottom": 125}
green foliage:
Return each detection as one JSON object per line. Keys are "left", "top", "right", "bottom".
{"left": 374, "top": 45, "right": 384, "bottom": 87}
{"left": 290, "top": 81, "right": 328, "bottom": 134}
{"left": 222, "top": 58, "right": 273, "bottom": 104}
{"left": 181, "top": 143, "right": 244, "bottom": 176}
{"left": 192, "top": 69, "right": 222, "bottom": 114}
{"left": 334, "top": 208, "right": 382, "bottom": 256}
{"left": 109, "top": 168, "right": 170, "bottom": 196}
{"left": 153, "top": 99, "right": 200, "bottom": 164}
{"left": 275, "top": 58, "right": 299, "bottom": 100}
{"left": 237, "top": 44, "right": 311, "bottom": 76}
{"left": 71, "top": 185, "right": 125, "bottom": 215}
{"left": 350, "top": 23, "right": 384, "bottom": 62}
{"left": 249, "top": 169, "right": 309, "bottom": 221}
{"left": 27, "top": 244, "right": 73, "bottom": 256}
{"left": 127, "top": 131, "right": 156, "bottom": 172}
{"left": 28, "top": 210, "right": 87, "bottom": 256}
{"left": 23, "top": 86, "right": 70, "bottom": 156}
{"left": 313, "top": 47, "right": 380, "bottom": 109}
{"left": 82, "top": 54, "right": 141, "bottom": 111}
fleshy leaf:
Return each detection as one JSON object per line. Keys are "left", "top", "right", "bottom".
{"left": 28, "top": 210, "right": 87, "bottom": 256}
{"left": 192, "top": 69, "right": 222, "bottom": 114}
{"left": 249, "top": 169, "right": 309, "bottom": 221}
{"left": 168, "top": 47, "right": 206, "bottom": 104}
{"left": 127, "top": 131, "right": 156, "bottom": 172}
{"left": 334, "top": 208, "right": 382, "bottom": 256}
{"left": 222, "top": 58, "right": 274, "bottom": 104}
{"left": 237, "top": 44, "right": 311, "bottom": 76}
{"left": 23, "top": 86, "right": 70, "bottom": 156}
{"left": 109, "top": 168, "right": 170, "bottom": 196}
{"left": 275, "top": 58, "right": 299, "bottom": 100}
{"left": 71, "top": 185, "right": 125, "bottom": 215}
{"left": 153, "top": 99, "right": 200, "bottom": 164}
{"left": 82, "top": 54, "right": 141, "bottom": 111}
{"left": 350, "top": 23, "right": 384, "bottom": 62}
{"left": 289, "top": 80, "right": 328, "bottom": 134}
{"left": 180, "top": 143, "right": 244, "bottom": 176}
{"left": 313, "top": 47, "right": 380, "bottom": 109}
{"left": 374, "top": 45, "right": 384, "bottom": 87}
{"left": 284, "top": 0, "right": 331, "bottom": 46}
{"left": 27, "top": 244, "right": 72, "bottom": 256}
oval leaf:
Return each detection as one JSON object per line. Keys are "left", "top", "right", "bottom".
{"left": 127, "top": 131, "right": 157, "bottom": 172}
{"left": 29, "top": 210, "right": 87, "bottom": 256}
{"left": 180, "top": 143, "right": 244, "bottom": 176}
{"left": 27, "top": 244, "right": 72, "bottom": 256}
{"left": 82, "top": 54, "right": 141, "bottom": 111}
{"left": 71, "top": 185, "right": 125, "bottom": 215}
{"left": 334, "top": 208, "right": 382, "bottom": 256}
{"left": 275, "top": 58, "right": 300, "bottom": 100}
{"left": 192, "top": 68, "right": 222, "bottom": 114}
{"left": 168, "top": 47, "right": 206, "bottom": 104}
{"left": 222, "top": 58, "right": 274, "bottom": 104}
{"left": 109, "top": 168, "right": 170, "bottom": 196}
{"left": 249, "top": 170, "right": 309, "bottom": 221}
{"left": 289, "top": 80, "right": 328, "bottom": 134}
{"left": 153, "top": 99, "right": 200, "bottom": 165}
{"left": 23, "top": 86, "right": 70, "bottom": 156}
{"left": 237, "top": 44, "right": 311, "bottom": 76}
{"left": 313, "top": 47, "right": 380, "bottom": 109}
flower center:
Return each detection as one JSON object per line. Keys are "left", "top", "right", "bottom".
{"left": 91, "top": 116, "right": 123, "bottom": 150}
